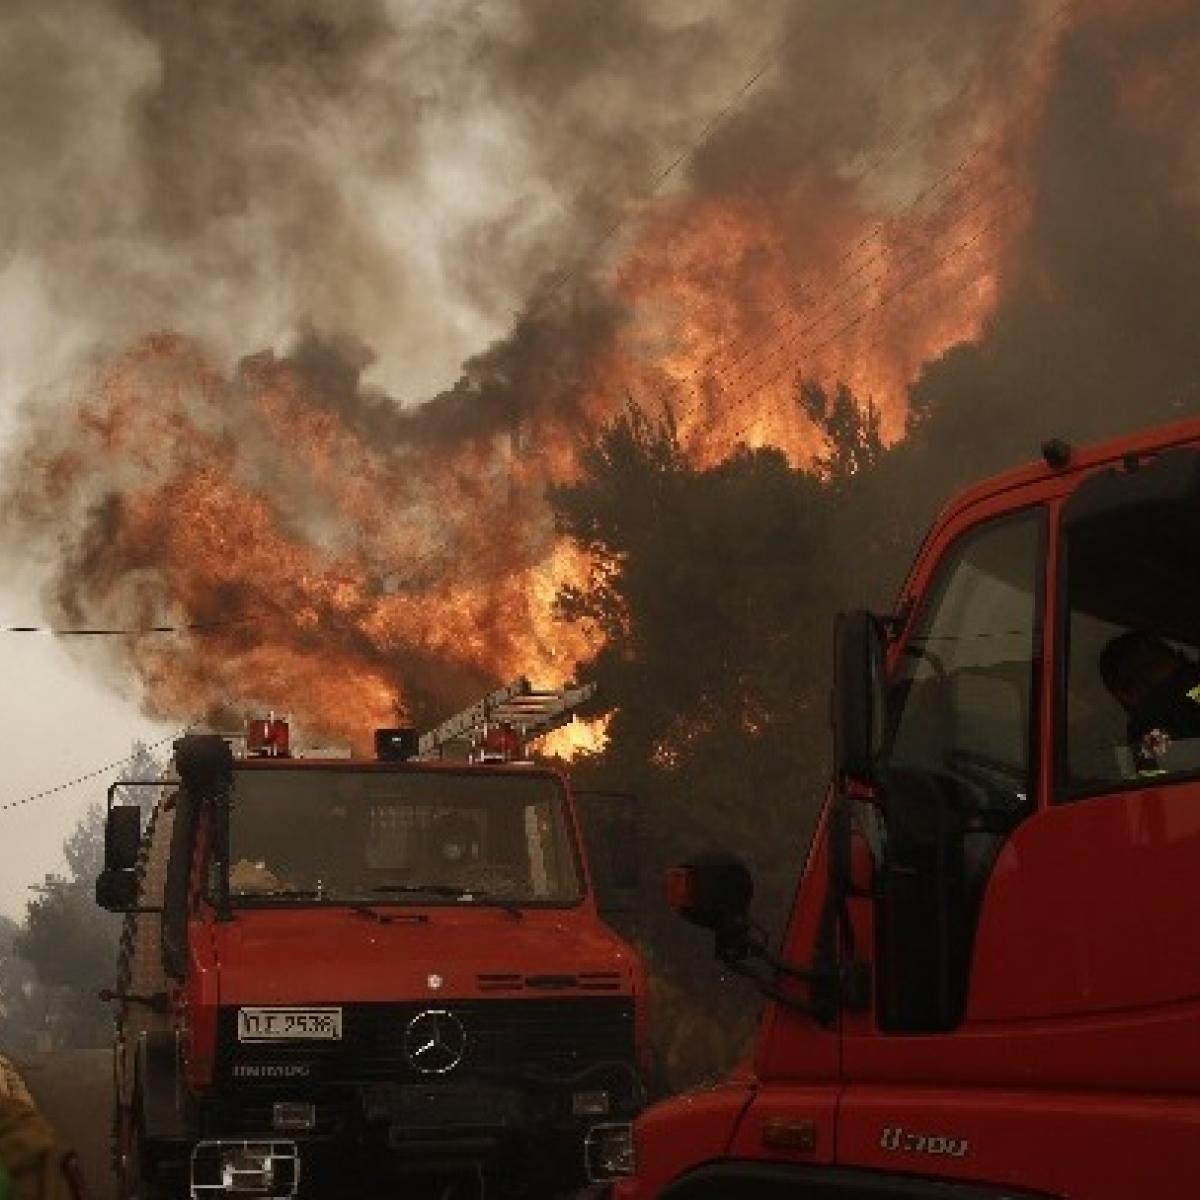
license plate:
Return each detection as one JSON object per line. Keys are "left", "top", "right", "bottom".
{"left": 237, "top": 1007, "right": 343, "bottom": 1042}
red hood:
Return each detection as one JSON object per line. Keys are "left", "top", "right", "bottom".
{"left": 207, "top": 904, "right": 638, "bottom": 1005}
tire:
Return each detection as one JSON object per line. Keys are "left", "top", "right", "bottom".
{"left": 124, "top": 1086, "right": 173, "bottom": 1200}
{"left": 112, "top": 795, "right": 177, "bottom": 1200}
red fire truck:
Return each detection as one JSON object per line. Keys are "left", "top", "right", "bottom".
{"left": 616, "top": 420, "right": 1200, "bottom": 1198}
{"left": 95, "top": 680, "right": 645, "bottom": 1199}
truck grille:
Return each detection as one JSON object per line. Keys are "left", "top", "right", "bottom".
{"left": 476, "top": 971, "right": 622, "bottom": 992}
{"left": 216, "top": 997, "right": 635, "bottom": 1087}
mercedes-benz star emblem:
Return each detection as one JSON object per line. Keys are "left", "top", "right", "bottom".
{"left": 403, "top": 1009, "right": 467, "bottom": 1075}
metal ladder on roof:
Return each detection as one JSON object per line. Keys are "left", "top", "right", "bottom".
{"left": 416, "top": 677, "right": 597, "bottom": 760}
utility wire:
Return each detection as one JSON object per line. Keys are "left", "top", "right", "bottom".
{"left": 704, "top": 175, "right": 1020, "bottom": 404}
{"left": 532, "top": 22, "right": 803, "bottom": 312}
{"left": 0, "top": 616, "right": 262, "bottom": 637}
{"left": 716, "top": 192, "right": 1033, "bottom": 451}
{"left": 706, "top": 66, "right": 1121, "bottom": 455}
{"left": 643, "top": 0, "right": 1077, "bottom": 427}
{"left": 643, "top": 104, "right": 992, "bottom": 414}
{"left": 653, "top": 184, "right": 1030, "bottom": 455}
{"left": 321, "top": 12, "right": 1064, "bottom": 589}
{"left": 531, "top": 2, "right": 949, "bottom": 314}
{"left": 0, "top": 730, "right": 186, "bottom": 814}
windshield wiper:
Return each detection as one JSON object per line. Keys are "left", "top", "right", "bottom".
{"left": 233, "top": 888, "right": 324, "bottom": 900}
{"left": 371, "top": 883, "right": 473, "bottom": 898}
{"left": 371, "top": 883, "right": 524, "bottom": 918}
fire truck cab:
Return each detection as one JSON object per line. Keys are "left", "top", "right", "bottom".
{"left": 96, "top": 680, "right": 646, "bottom": 1199}
{"left": 618, "top": 420, "right": 1200, "bottom": 1198}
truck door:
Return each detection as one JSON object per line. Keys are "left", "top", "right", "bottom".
{"left": 837, "top": 453, "right": 1200, "bottom": 1194}
{"left": 837, "top": 503, "right": 1055, "bottom": 1188}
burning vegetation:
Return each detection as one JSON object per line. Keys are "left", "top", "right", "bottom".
{"left": 2, "top": 0, "right": 1200, "bottom": 753}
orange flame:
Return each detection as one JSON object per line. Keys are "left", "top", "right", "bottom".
{"left": 6, "top": 4, "right": 1109, "bottom": 752}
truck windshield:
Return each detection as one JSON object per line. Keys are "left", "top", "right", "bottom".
{"left": 1063, "top": 484, "right": 1200, "bottom": 793}
{"left": 221, "top": 769, "right": 583, "bottom": 906}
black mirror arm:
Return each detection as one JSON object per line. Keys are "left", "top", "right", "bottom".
{"left": 748, "top": 928, "right": 829, "bottom": 985}
{"left": 712, "top": 919, "right": 835, "bottom": 1018}
{"left": 716, "top": 947, "right": 822, "bottom": 1018}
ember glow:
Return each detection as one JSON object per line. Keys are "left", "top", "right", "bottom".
{"left": 2, "top": 0, "right": 1188, "bottom": 753}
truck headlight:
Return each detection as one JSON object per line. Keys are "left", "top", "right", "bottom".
{"left": 191, "top": 1139, "right": 299, "bottom": 1197}
{"left": 585, "top": 1122, "right": 636, "bottom": 1182}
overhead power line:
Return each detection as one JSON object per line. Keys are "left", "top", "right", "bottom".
{"left": 532, "top": 22, "right": 803, "bottom": 312}
{"left": 715, "top": 190, "right": 1033, "bottom": 452}
{"left": 703, "top": 176, "right": 1020, "bottom": 407}
{"left": 0, "top": 616, "right": 262, "bottom": 637}
{"left": 531, "top": 3, "right": 949, "bottom": 314}
{"left": 703, "top": 68, "right": 1122, "bottom": 455}
{"left": 657, "top": 0, "right": 1080, "bottom": 429}
{"left": 0, "top": 730, "right": 186, "bottom": 814}
{"left": 654, "top": 0, "right": 1078, "bottom": 430}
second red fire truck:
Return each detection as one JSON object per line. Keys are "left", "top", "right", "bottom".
{"left": 617, "top": 419, "right": 1200, "bottom": 1198}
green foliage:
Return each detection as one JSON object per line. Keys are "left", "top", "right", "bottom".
{"left": 0, "top": 916, "right": 47, "bottom": 1054}
{"left": 18, "top": 804, "right": 122, "bottom": 1049}
{"left": 14, "top": 741, "right": 164, "bottom": 1049}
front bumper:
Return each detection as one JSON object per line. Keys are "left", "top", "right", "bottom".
{"left": 193, "top": 1071, "right": 641, "bottom": 1195}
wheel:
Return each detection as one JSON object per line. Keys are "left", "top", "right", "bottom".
{"left": 122, "top": 1084, "right": 174, "bottom": 1200}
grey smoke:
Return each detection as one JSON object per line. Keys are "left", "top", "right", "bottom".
{"left": 0, "top": 0, "right": 788, "bottom": 404}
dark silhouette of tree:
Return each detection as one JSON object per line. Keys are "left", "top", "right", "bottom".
{"left": 799, "top": 380, "right": 885, "bottom": 484}
{"left": 552, "top": 400, "right": 850, "bottom": 1083}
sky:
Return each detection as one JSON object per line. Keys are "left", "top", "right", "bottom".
{"left": 0, "top": 583, "right": 165, "bottom": 919}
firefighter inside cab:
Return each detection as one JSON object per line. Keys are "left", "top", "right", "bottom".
{"left": 1100, "top": 629, "right": 1200, "bottom": 775}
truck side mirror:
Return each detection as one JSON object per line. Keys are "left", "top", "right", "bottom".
{"left": 105, "top": 805, "right": 142, "bottom": 873}
{"left": 96, "top": 805, "right": 142, "bottom": 912}
{"left": 95, "top": 867, "right": 138, "bottom": 911}
{"left": 832, "top": 610, "right": 886, "bottom": 787}
{"left": 666, "top": 852, "right": 753, "bottom": 932}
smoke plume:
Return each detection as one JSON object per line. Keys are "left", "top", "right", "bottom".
{"left": 3, "top": 0, "right": 1198, "bottom": 744}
